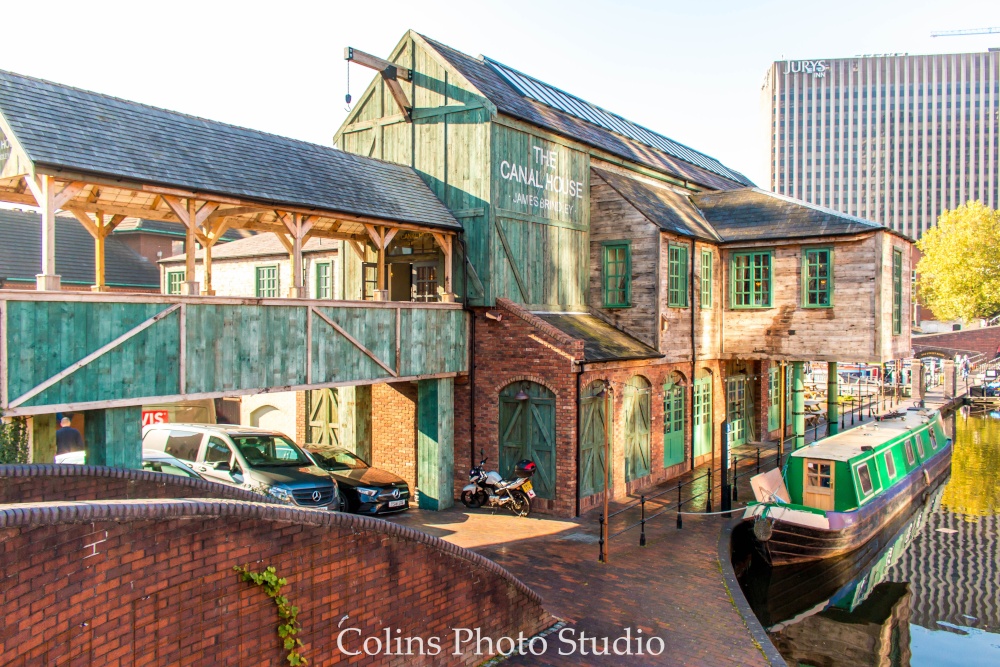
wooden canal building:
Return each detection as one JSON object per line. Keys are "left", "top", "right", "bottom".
{"left": 0, "top": 34, "right": 913, "bottom": 517}
{"left": 334, "top": 32, "right": 914, "bottom": 516}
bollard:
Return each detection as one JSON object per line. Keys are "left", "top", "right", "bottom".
{"left": 676, "top": 482, "right": 683, "bottom": 529}
{"left": 598, "top": 513, "right": 605, "bottom": 562}
{"left": 706, "top": 469, "right": 713, "bottom": 513}
{"left": 639, "top": 495, "right": 646, "bottom": 547}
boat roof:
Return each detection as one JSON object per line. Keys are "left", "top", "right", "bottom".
{"left": 790, "top": 409, "right": 937, "bottom": 462}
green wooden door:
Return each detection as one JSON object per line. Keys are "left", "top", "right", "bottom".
{"left": 579, "top": 381, "right": 608, "bottom": 498}
{"left": 693, "top": 376, "right": 712, "bottom": 458}
{"left": 768, "top": 366, "right": 781, "bottom": 432}
{"left": 727, "top": 375, "right": 747, "bottom": 447}
{"left": 663, "top": 382, "right": 685, "bottom": 467}
{"left": 307, "top": 388, "right": 340, "bottom": 446}
{"left": 624, "top": 376, "right": 652, "bottom": 482}
{"left": 499, "top": 381, "right": 556, "bottom": 499}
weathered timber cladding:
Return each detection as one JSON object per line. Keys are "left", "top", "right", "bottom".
{"left": 336, "top": 34, "right": 492, "bottom": 304}
{"left": 589, "top": 173, "right": 659, "bottom": 347}
{"left": 721, "top": 236, "right": 880, "bottom": 360}
{"left": 877, "top": 232, "right": 913, "bottom": 360}
{"left": 1, "top": 296, "right": 467, "bottom": 415}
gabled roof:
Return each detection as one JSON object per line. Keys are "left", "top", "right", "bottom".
{"left": 161, "top": 233, "right": 339, "bottom": 264}
{"left": 113, "top": 218, "right": 250, "bottom": 242}
{"left": 593, "top": 168, "right": 721, "bottom": 243}
{"left": 692, "top": 189, "right": 890, "bottom": 243}
{"left": 0, "top": 69, "right": 460, "bottom": 231}
{"left": 0, "top": 208, "right": 159, "bottom": 287}
{"left": 419, "top": 35, "right": 751, "bottom": 192}
{"left": 535, "top": 313, "right": 662, "bottom": 363}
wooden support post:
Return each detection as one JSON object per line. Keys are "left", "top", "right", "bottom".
{"left": 26, "top": 175, "right": 61, "bottom": 290}
{"left": 417, "top": 377, "right": 454, "bottom": 510}
{"left": 431, "top": 232, "right": 455, "bottom": 301}
{"left": 365, "top": 224, "right": 390, "bottom": 300}
{"left": 69, "top": 210, "right": 126, "bottom": 292}
{"left": 84, "top": 405, "right": 143, "bottom": 469}
{"left": 279, "top": 213, "right": 315, "bottom": 298}
{"left": 791, "top": 361, "right": 805, "bottom": 450}
{"left": 827, "top": 361, "right": 839, "bottom": 436}
{"left": 779, "top": 361, "right": 786, "bottom": 459}
{"left": 162, "top": 196, "right": 220, "bottom": 295}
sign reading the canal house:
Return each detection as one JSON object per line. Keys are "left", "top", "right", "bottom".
{"left": 493, "top": 125, "right": 588, "bottom": 227}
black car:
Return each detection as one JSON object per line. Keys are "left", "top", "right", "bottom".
{"left": 304, "top": 446, "right": 410, "bottom": 514}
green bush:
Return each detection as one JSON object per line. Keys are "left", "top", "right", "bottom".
{"left": 0, "top": 417, "right": 29, "bottom": 464}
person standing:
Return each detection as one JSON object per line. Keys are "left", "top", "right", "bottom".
{"left": 55, "top": 417, "right": 84, "bottom": 455}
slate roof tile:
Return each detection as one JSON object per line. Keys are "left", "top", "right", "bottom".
{"left": 0, "top": 70, "right": 460, "bottom": 231}
{"left": 535, "top": 313, "right": 662, "bottom": 363}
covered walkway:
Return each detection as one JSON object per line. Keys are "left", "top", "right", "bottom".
{"left": 0, "top": 69, "right": 468, "bottom": 508}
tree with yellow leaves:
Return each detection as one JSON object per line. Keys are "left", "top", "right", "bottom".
{"left": 916, "top": 201, "right": 1000, "bottom": 322}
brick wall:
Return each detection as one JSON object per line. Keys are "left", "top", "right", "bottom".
{"left": 0, "top": 464, "right": 275, "bottom": 504}
{"left": 453, "top": 301, "right": 583, "bottom": 518}
{"left": 371, "top": 382, "right": 418, "bottom": 492}
{"left": 0, "top": 500, "right": 551, "bottom": 666}
{"left": 913, "top": 326, "right": 1000, "bottom": 360}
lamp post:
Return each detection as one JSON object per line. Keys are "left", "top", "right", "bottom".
{"left": 600, "top": 380, "right": 612, "bottom": 563}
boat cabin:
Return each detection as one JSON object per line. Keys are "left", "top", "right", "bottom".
{"left": 783, "top": 410, "right": 947, "bottom": 512}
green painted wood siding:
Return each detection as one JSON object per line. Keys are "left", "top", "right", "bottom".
{"left": 892, "top": 248, "right": 903, "bottom": 335}
{"left": 668, "top": 244, "right": 688, "bottom": 307}
{"left": 803, "top": 248, "right": 833, "bottom": 307}
{"left": 602, "top": 242, "right": 630, "bottom": 307}
{"left": 2, "top": 297, "right": 467, "bottom": 413}
{"left": 255, "top": 265, "right": 279, "bottom": 298}
{"left": 731, "top": 250, "right": 773, "bottom": 308}
{"left": 700, "top": 250, "right": 712, "bottom": 308}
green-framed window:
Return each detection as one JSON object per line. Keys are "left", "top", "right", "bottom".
{"left": 892, "top": 249, "right": 903, "bottom": 335}
{"left": 255, "top": 265, "right": 280, "bottom": 298}
{"left": 700, "top": 249, "right": 712, "bottom": 308}
{"left": 603, "top": 241, "right": 631, "bottom": 308}
{"left": 667, "top": 244, "right": 688, "bottom": 307}
{"left": 802, "top": 248, "right": 833, "bottom": 307}
{"left": 731, "top": 250, "right": 773, "bottom": 308}
{"left": 315, "top": 261, "right": 332, "bottom": 299}
{"left": 166, "top": 270, "right": 185, "bottom": 295}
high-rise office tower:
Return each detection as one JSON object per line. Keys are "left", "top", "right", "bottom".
{"left": 762, "top": 51, "right": 999, "bottom": 239}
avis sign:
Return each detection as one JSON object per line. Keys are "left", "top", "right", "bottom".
{"left": 142, "top": 410, "right": 169, "bottom": 427}
{"left": 784, "top": 60, "right": 828, "bottom": 78}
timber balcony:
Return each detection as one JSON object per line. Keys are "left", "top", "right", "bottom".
{"left": 0, "top": 290, "right": 467, "bottom": 417}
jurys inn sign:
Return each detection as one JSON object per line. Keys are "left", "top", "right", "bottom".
{"left": 784, "top": 60, "right": 828, "bottom": 78}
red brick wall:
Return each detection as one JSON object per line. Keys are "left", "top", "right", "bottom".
{"left": 372, "top": 382, "right": 418, "bottom": 491}
{"left": 913, "top": 326, "right": 1000, "bottom": 360}
{"left": 0, "top": 464, "right": 274, "bottom": 504}
{"left": 0, "top": 501, "right": 551, "bottom": 667}
{"left": 453, "top": 301, "right": 583, "bottom": 518}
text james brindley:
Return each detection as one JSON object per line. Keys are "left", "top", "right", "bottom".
{"left": 335, "top": 619, "right": 665, "bottom": 658}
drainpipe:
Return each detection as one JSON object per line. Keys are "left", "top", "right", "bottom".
{"left": 457, "top": 236, "right": 476, "bottom": 470}
{"left": 575, "top": 367, "right": 582, "bottom": 517}
{"left": 690, "top": 239, "right": 697, "bottom": 471}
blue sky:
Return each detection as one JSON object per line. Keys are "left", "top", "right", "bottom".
{"left": 3, "top": 0, "right": 998, "bottom": 187}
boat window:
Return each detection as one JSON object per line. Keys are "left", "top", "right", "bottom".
{"left": 806, "top": 461, "right": 833, "bottom": 489}
{"left": 928, "top": 428, "right": 938, "bottom": 450}
{"left": 904, "top": 440, "right": 916, "bottom": 465}
{"left": 915, "top": 433, "right": 925, "bottom": 458}
{"left": 884, "top": 451, "right": 897, "bottom": 478}
{"left": 857, "top": 463, "right": 874, "bottom": 496}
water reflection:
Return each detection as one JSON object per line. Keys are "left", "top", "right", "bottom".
{"left": 737, "top": 411, "right": 1000, "bottom": 666}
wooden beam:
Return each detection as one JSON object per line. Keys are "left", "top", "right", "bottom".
{"left": 53, "top": 181, "right": 85, "bottom": 209}
{"left": 311, "top": 306, "right": 397, "bottom": 378}
{"left": 345, "top": 47, "right": 412, "bottom": 81}
{"left": 273, "top": 231, "right": 294, "bottom": 254}
{"left": 69, "top": 209, "right": 100, "bottom": 238}
{"left": 382, "top": 77, "right": 412, "bottom": 122}
{"left": 348, "top": 240, "right": 366, "bottom": 260}
{"left": 8, "top": 304, "right": 181, "bottom": 409}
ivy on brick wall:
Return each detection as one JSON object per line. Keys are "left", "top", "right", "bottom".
{"left": 0, "top": 417, "right": 29, "bottom": 464}
{"left": 234, "top": 564, "right": 307, "bottom": 665}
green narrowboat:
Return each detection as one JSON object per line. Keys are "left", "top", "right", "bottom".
{"left": 744, "top": 408, "right": 952, "bottom": 566}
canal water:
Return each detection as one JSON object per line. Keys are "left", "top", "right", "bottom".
{"left": 736, "top": 409, "right": 1000, "bottom": 666}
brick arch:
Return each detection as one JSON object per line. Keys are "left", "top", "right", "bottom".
{"left": 0, "top": 499, "right": 552, "bottom": 666}
{"left": 492, "top": 374, "right": 560, "bottom": 399}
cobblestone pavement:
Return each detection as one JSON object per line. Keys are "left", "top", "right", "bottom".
{"left": 389, "top": 464, "right": 773, "bottom": 666}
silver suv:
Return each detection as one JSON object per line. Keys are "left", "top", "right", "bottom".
{"left": 142, "top": 423, "right": 338, "bottom": 509}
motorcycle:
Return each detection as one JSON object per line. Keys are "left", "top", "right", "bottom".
{"left": 461, "top": 455, "right": 537, "bottom": 517}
